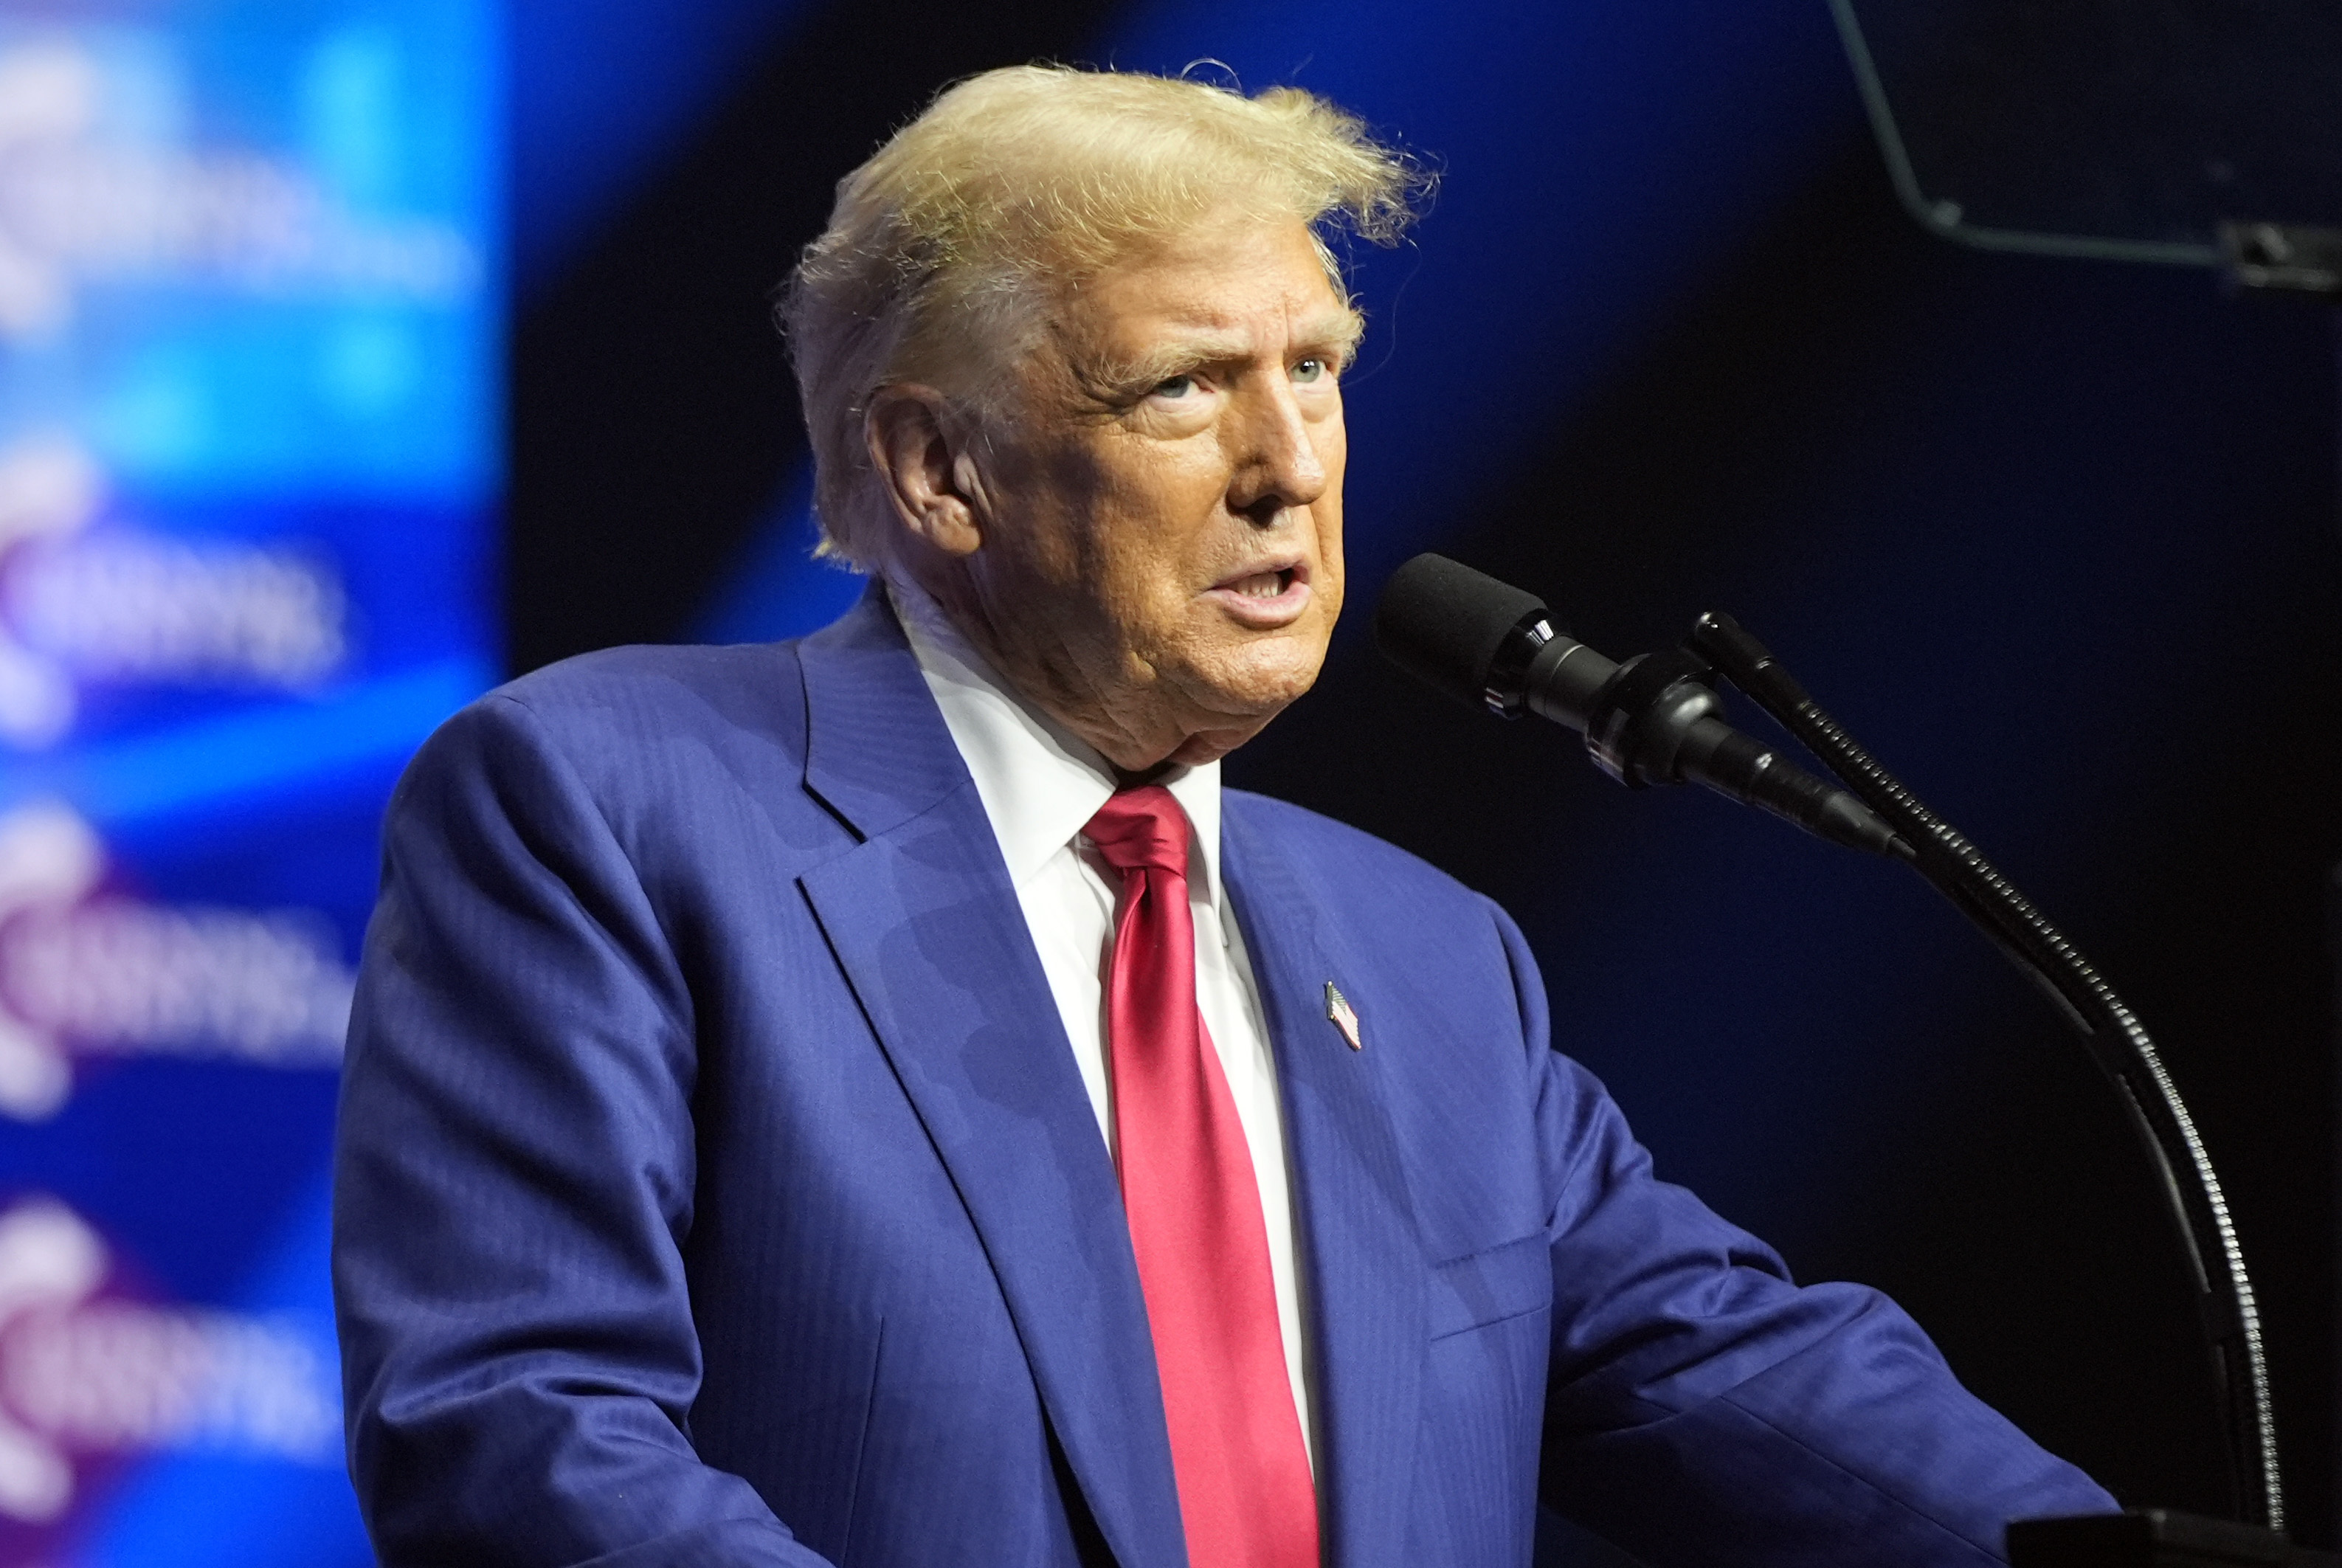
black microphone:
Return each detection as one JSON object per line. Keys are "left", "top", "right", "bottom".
{"left": 1373, "top": 553, "right": 1904, "bottom": 857}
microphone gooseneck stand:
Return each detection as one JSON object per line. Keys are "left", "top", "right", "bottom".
{"left": 1372, "top": 551, "right": 2298, "bottom": 1550}
{"left": 1679, "top": 609, "right": 2281, "bottom": 1536}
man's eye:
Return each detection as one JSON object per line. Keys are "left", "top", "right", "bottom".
{"left": 1292, "top": 358, "right": 1330, "bottom": 384}
{"left": 1150, "top": 374, "right": 1197, "bottom": 399}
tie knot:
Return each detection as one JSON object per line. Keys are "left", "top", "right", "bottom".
{"left": 1084, "top": 785, "right": 1191, "bottom": 879}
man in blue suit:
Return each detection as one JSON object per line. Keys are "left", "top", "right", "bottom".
{"left": 332, "top": 65, "right": 2116, "bottom": 1567}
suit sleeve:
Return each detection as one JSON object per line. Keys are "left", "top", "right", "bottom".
{"left": 332, "top": 694, "right": 831, "bottom": 1568}
{"left": 1488, "top": 902, "right": 2121, "bottom": 1565}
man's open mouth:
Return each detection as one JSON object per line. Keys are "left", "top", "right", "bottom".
{"left": 1206, "top": 562, "right": 1312, "bottom": 626}
{"left": 1225, "top": 567, "right": 1299, "bottom": 598}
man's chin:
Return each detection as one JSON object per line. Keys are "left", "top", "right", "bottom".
{"left": 1202, "top": 629, "right": 1330, "bottom": 705}
{"left": 1165, "top": 722, "right": 1270, "bottom": 769}
{"left": 1163, "top": 670, "right": 1322, "bottom": 767}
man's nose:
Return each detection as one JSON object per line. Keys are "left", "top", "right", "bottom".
{"left": 1226, "top": 379, "right": 1328, "bottom": 524}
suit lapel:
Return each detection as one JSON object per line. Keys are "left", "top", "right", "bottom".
{"left": 1224, "top": 805, "right": 1429, "bottom": 1568}
{"left": 796, "top": 594, "right": 1186, "bottom": 1568}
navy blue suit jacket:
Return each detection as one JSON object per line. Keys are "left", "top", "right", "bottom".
{"left": 332, "top": 591, "right": 2115, "bottom": 1567}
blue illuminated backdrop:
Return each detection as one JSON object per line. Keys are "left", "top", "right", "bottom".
{"left": 0, "top": 1, "right": 494, "bottom": 1562}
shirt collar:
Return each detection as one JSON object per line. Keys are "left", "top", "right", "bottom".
{"left": 887, "top": 578, "right": 1225, "bottom": 899}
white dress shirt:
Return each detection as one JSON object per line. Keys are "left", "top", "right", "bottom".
{"left": 889, "top": 581, "right": 1316, "bottom": 1469}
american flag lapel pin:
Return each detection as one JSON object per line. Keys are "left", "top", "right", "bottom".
{"left": 1324, "top": 981, "right": 1363, "bottom": 1051}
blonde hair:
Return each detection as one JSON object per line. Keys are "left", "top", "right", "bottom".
{"left": 779, "top": 64, "right": 1426, "bottom": 569}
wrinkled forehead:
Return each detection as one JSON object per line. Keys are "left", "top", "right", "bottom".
{"left": 1033, "top": 215, "right": 1363, "bottom": 379}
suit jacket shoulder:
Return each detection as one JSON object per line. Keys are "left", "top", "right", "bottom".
{"left": 1225, "top": 788, "right": 1488, "bottom": 905}
{"left": 1221, "top": 787, "right": 1530, "bottom": 1023}
{"left": 446, "top": 638, "right": 818, "bottom": 821}
{"left": 395, "top": 637, "right": 887, "bottom": 933}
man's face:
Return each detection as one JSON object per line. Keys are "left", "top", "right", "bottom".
{"left": 948, "top": 213, "right": 1359, "bottom": 772}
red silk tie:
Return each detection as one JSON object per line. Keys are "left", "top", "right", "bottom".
{"left": 1085, "top": 787, "right": 1319, "bottom": 1568}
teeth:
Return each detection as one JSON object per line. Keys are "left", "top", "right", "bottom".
{"left": 1234, "top": 572, "right": 1284, "bottom": 598}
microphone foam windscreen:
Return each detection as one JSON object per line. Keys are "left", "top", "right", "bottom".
{"left": 1372, "top": 553, "right": 1548, "bottom": 709}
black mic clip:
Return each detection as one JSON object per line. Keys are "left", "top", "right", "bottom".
{"left": 1573, "top": 638, "right": 1899, "bottom": 856}
{"left": 1581, "top": 646, "right": 1722, "bottom": 790}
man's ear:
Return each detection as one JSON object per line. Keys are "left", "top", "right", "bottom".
{"left": 866, "top": 385, "right": 991, "bottom": 559}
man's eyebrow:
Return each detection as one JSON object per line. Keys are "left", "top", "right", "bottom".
{"left": 1086, "top": 310, "right": 1368, "bottom": 395}
{"left": 1293, "top": 309, "right": 1367, "bottom": 364}
{"left": 1103, "top": 336, "right": 1251, "bottom": 390}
